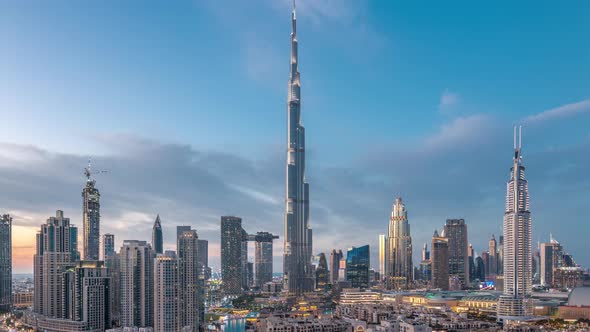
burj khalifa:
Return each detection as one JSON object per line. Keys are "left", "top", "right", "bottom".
{"left": 283, "top": 2, "right": 314, "bottom": 295}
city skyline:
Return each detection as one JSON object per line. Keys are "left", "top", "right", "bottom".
{"left": 2, "top": 0, "right": 590, "bottom": 274}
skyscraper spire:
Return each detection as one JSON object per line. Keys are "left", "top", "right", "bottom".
{"left": 284, "top": 2, "right": 313, "bottom": 295}
{"left": 498, "top": 125, "right": 533, "bottom": 320}
{"left": 152, "top": 214, "right": 163, "bottom": 254}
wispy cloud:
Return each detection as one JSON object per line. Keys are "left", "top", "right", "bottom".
{"left": 438, "top": 89, "right": 460, "bottom": 112}
{"left": 524, "top": 99, "right": 590, "bottom": 123}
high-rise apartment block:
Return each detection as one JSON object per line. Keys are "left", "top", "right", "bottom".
{"left": 329, "top": 250, "right": 343, "bottom": 285}
{"left": 221, "top": 216, "right": 243, "bottom": 295}
{"left": 0, "top": 214, "right": 12, "bottom": 312}
{"left": 431, "top": 230, "right": 449, "bottom": 290}
{"left": 178, "top": 228, "right": 200, "bottom": 331}
{"left": 154, "top": 251, "right": 179, "bottom": 332}
{"left": 444, "top": 219, "right": 469, "bottom": 287}
{"left": 119, "top": 240, "right": 154, "bottom": 328}
{"left": 34, "top": 210, "right": 79, "bottom": 317}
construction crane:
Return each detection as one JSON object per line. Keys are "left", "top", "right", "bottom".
{"left": 84, "top": 158, "right": 108, "bottom": 182}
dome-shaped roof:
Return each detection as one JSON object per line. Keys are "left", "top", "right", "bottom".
{"left": 568, "top": 288, "right": 590, "bottom": 306}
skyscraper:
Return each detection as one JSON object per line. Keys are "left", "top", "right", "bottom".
{"left": 329, "top": 250, "right": 343, "bottom": 285}
{"left": 498, "top": 127, "right": 533, "bottom": 319}
{"left": 378, "top": 234, "right": 386, "bottom": 281}
{"left": 283, "top": 2, "right": 314, "bottom": 295}
{"left": 82, "top": 166, "right": 101, "bottom": 261}
{"left": 120, "top": 240, "right": 154, "bottom": 328}
{"left": 177, "top": 229, "right": 200, "bottom": 332}
{"left": 386, "top": 197, "right": 413, "bottom": 290}
{"left": 540, "top": 236, "right": 562, "bottom": 287}
{"left": 241, "top": 229, "right": 249, "bottom": 290}
{"left": 152, "top": 214, "right": 163, "bottom": 255}
{"left": 251, "top": 232, "right": 279, "bottom": 287}
{"left": 34, "top": 210, "right": 79, "bottom": 318}
{"left": 431, "top": 230, "right": 449, "bottom": 290}
{"left": 63, "top": 261, "right": 111, "bottom": 331}
{"left": 103, "top": 233, "right": 115, "bottom": 260}
{"left": 197, "top": 239, "right": 210, "bottom": 280}
{"left": 346, "top": 245, "right": 370, "bottom": 289}
{"left": 444, "top": 219, "right": 469, "bottom": 287}
{"left": 315, "top": 253, "right": 329, "bottom": 291}
{"left": 0, "top": 214, "right": 12, "bottom": 312}
{"left": 422, "top": 243, "right": 430, "bottom": 261}
{"left": 221, "top": 216, "right": 243, "bottom": 295}
{"left": 154, "top": 251, "right": 178, "bottom": 332}
{"left": 489, "top": 235, "right": 497, "bottom": 276}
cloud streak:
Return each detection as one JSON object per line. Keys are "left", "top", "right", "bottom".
{"left": 524, "top": 99, "right": 590, "bottom": 123}
{"left": 4, "top": 111, "right": 590, "bottom": 274}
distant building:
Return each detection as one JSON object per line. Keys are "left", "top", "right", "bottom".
{"left": 330, "top": 250, "right": 343, "bottom": 285}
{"left": 220, "top": 216, "right": 243, "bottom": 295}
{"left": 386, "top": 197, "right": 413, "bottom": 290}
{"left": 315, "top": 253, "right": 329, "bottom": 291}
{"left": 152, "top": 215, "right": 163, "bottom": 255}
{"left": 489, "top": 235, "right": 497, "bottom": 276}
{"left": 260, "top": 317, "right": 350, "bottom": 332}
{"left": 177, "top": 228, "right": 200, "bottom": 331}
{"left": 346, "top": 245, "right": 370, "bottom": 289}
{"left": 103, "top": 233, "right": 115, "bottom": 260}
{"left": 154, "top": 251, "right": 178, "bottom": 332}
{"left": 197, "top": 239, "right": 209, "bottom": 279}
{"left": 431, "top": 230, "right": 449, "bottom": 290}
{"left": 378, "top": 234, "right": 387, "bottom": 280}
{"left": 0, "top": 214, "right": 11, "bottom": 312}
{"left": 82, "top": 171, "right": 101, "bottom": 261}
{"left": 540, "top": 237, "right": 563, "bottom": 287}
{"left": 34, "top": 210, "right": 79, "bottom": 317}
{"left": 444, "top": 219, "right": 469, "bottom": 287}
{"left": 251, "top": 232, "right": 278, "bottom": 287}
{"left": 120, "top": 240, "right": 154, "bottom": 328}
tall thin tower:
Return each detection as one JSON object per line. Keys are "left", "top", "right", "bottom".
{"left": 283, "top": 0, "right": 313, "bottom": 295}
{"left": 82, "top": 161, "right": 101, "bottom": 260}
{"left": 386, "top": 197, "right": 413, "bottom": 290}
{"left": 498, "top": 126, "right": 533, "bottom": 319}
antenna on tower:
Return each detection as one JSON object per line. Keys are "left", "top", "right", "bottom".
{"left": 513, "top": 126, "right": 517, "bottom": 149}
{"left": 519, "top": 125, "right": 522, "bottom": 149}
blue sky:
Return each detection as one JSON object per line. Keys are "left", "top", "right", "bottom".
{"left": 1, "top": 0, "right": 589, "bottom": 273}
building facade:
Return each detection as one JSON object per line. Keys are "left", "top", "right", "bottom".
{"left": 103, "top": 233, "right": 115, "bottom": 260}
{"left": 498, "top": 127, "right": 533, "bottom": 318}
{"left": 221, "top": 216, "right": 243, "bottom": 295}
{"left": 540, "top": 238, "right": 563, "bottom": 287}
{"left": 34, "top": 210, "right": 79, "bottom": 318}
{"left": 0, "top": 214, "right": 11, "bottom": 312}
{"left": 346, "top": 245, "right": 370, "bottom": 289}
{"left": 154, "top": 251, "right": 179, "bottom": 332}
{"left": 251, "top": 232, "right": 278, "bottom": 287}
{"left": 378, "top": 234, "right": 386, "bottom": 281}
{"left": 178, "top": 228, "right": 200, "bottom": 331}
{"left": 283, "top": 3, "right": 314, "bottom": 295}
{"left": 386, "top": 197, "right": 413, "bottom": 289}
{"left": 315, "top": 253, "right": 329, "bottom": 291}
{"left": 431, "top": 230, "right": 449, "bottom": 290}
{"left": 329, "top": 250, "right": 343, "bottom": 285}
{"left": 119, "top": 240, "right": 154, "bottom": 328}
{"left": 443, "top": 219, "right": 469, "bottom": 287}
